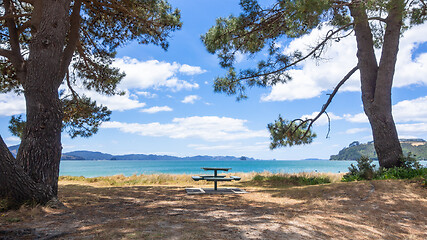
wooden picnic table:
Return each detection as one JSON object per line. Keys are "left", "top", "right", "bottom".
{"left": 192, "top": 167, "right": 241, "bottom": 191}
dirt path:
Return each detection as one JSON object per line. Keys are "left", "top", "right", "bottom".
{"left": 1, "top": 180, "right": 426, "bottom": 239}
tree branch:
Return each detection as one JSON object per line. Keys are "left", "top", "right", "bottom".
{"left": 301, "top": 65, "right": 359, "bottom": 139}
{"left": 60, "top": 0, "right": 83, "bottom": 78}
{"left": 4, "top": 0, "right": 25, "bottom": 69}
{"left": 235, "top": 22, "right": 354, "bottom": 83}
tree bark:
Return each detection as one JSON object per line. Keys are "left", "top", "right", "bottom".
{"left": 350, "top": 0, "right": 403, "bottom": 168}
{"left": 0, "top": 136, "right": 54, "bottom": 205}
{"left": 15, "top": 0, "right": 71, "bottom": 195}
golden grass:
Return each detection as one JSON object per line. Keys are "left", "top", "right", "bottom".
{"left": 59, "top": 171, "right": 344, "bottom": 187}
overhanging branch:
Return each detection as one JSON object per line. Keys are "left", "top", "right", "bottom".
{"left": 301, "top": 65, "right": 359, "bottom": 139}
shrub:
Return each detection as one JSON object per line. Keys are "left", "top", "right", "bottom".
{"left": 342, "top": 156, "right": 376, "bottom": 181}
{"left": 342, "top": 154, "right": 426, "bottom": 183}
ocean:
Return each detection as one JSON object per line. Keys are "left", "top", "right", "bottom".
{"left": 59, "top": 160, "right": 427, "bottom": 177}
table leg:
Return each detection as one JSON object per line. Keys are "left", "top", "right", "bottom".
{"left": 214, "top": 170, "right": 218, "bottom": 191}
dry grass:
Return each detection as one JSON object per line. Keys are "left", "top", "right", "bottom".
{"left": 59, "top": 171, "right": 343, "bottom": 187}
{"left": 1, "top": 173, "right": 426, "bottom": 240}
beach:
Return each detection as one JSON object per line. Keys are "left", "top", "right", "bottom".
{"left": 1, "top": 173, "right": 426, "bottom": 239}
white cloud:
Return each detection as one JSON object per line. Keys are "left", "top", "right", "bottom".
{"left": 179, "top": 64, "right": 207, "bottom": 75}
{"left": 113, "top": 57, "right": 201, "bottom": 91}
{"left": 397, "top": 123, "right": 427, "bottom": 136}
{"left": 301, "top": 112, "right": 342, "bottom": 126}
{"left": 343, "top": 113, "right": 369, "bottom": 123}
{"left": 136, "top": 91, "right": 158, "bottom": 98}
{"left": 101, "top": 116, "right": 268, "bottom": 142}
{"left": 345, "top": 128, "right": 370, "bottom": 134}
{"left": 392, "top": 96, "right": 427, "bottom": 122}
{"left": 182, "top": 95, "right": 201, "bottom": 104}
{"left": 344, "top": 95, "right": 427, "bottom": 124}
{"left": 0, "top": 93, "right": 26, "bottom": 116}
{"left": 140, "top": 106, "right": 173, "bottom": 114}
{"left": 163, "top": 78, "right": 199, "bottom": 91}
{"left": 262, "top": 23, "right": 427, "bottom": 102}
{"left": 81, "top": 90, "right": 146, "bottom": 111}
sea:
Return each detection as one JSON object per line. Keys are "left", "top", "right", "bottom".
{"left": 59, "top": 160, "right": 427, "bottom": 177}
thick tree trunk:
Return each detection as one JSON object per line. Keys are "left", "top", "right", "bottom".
{"left": 15, "top": 0, "right": 71, "bottom": 195}
{"left": 0, "top": 136, "right": 54, "bottom": 205}
{"left": 350, "top": 0, "right": 403, "bottom": 168}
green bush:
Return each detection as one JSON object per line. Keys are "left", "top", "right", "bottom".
{"left": 342, "top": 154, "right": 426, "bottom": 183}
{"left": 342, "top": 156, "right": 376, "bottom": 181}
{"left": 252, "top": 174, "right": 266, "bottom": 181}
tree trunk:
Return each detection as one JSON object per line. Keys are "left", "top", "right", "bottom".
{"left": 0, "top": 136, "right": 54, "bottom": 205}
{"left": 350, "top": 0, "right": 404, "bottom": 168}
{"left": 15, "top": 0, "right": 71, "bottom": 195}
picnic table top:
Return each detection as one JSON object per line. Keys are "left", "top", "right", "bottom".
{"left": 202, "top": 167, "right": 231, "bottom": 171}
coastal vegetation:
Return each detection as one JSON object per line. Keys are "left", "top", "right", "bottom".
{"left": 342, "top": 155, "right": 427, "bottom": 184}
{"left": 331, "top": 139, "right": 427, "bottom": 160}
{"left": 202, "top": 0, "right": 427, "bottom": 169}
{"left": 330, "top": 139, "right": 427, "bottom": 161}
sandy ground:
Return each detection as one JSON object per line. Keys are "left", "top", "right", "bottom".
{"left": 1, "top": 179, "right": 426, "bottom": 239}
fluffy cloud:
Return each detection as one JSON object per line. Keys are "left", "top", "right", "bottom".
{"left": 300, "top": 112, "right": 342, "bottom": 126}
{"left": 113, "top": 57, "right": 201, "bottom": 91}
{"left": 136, "top": 91, "right": 158, "bottom": 98}
{"left": 343, "top": 113, "right": 369, "bottom": 123}
{"left": 79, "top": 90, "right": 146, "bottom": 112}
{"left": 101, "top": 116, "right": 268, "bottom": 141}
{"left": 140, "top": 106, "right": 173, "bottom": 114}
{"left": 262, "top": 23, "right": 427, "bottom": 102}
{"left": 0, "top": 93, "right": 26, "bottom": 116}
{"left": 392, "top": 96, "right": 427, "bottom": 122}
{"left": 179, "top": 64, "right": 207, "bottom": 75}
{"left": 345, "top": 128, "right": 370, "bottom": 134}
{"left": 181, "top": 95, "right": 201, "bottom": 104}
{"left": 397, "top": 123, "right": 427, "bottom": 136}
{"left": 344, "top": 95, "right": 427, "bottom": 124}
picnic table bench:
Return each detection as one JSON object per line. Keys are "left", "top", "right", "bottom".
{"left": 192, "top": 167, "right": 241, "bottom": 191}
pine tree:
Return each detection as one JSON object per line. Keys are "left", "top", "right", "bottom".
{"left": 0, "top": 0, "right": 181, "bottom": 205}
{"left": 202, "top": 0, "right": 427, "bottom": 168}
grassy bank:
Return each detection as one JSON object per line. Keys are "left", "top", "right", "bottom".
{"left": 59, "top": 171, "right": 344, "bottom": 187}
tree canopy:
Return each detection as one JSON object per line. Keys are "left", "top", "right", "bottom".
{"left": 202, "top": 0, "right": 427, "bottom": 164}
{"left": 0, "top": 0, "right": 182, "bottom": 138}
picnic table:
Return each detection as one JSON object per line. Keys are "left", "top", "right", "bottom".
{"left": 192, "top": 167, "right": 241, "bottom": 191}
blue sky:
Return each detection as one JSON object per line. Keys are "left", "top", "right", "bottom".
{"left": 1, "top": 0, "right": 427, "bottom": 160}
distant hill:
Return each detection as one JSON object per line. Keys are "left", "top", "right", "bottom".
{"left": 6, "top": 144, "right": 259, "bottom": 161}
{"left": 330, "top": 139, "right": 427, "bottom": 160}
{"left": 7, "top": 144, "right": 258, "bottom": 161}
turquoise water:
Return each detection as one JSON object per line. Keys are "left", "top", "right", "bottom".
{"left": 59, "top": 160, "right": 427, "bottom": 177}
{"left": 59, "top": 160, "right": 350, "bottom": 177}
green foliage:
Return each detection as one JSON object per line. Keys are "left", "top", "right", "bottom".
{"left": 330, "top": 141, "right": 427, "bottom": 160}
{"left": 62, "top": 95, "right": 111, "bottom": 138}
{"left": 252, "top": 174, "right": 331, "bottom": 186}
{"left": 8, "top": 116, "right": 26, "bottom": 140}
{"left": 1, "top": 0, "right": 182, "bottom": 139}
{"left": 268, "top": 116, "right": 317, "bottom": 148}
{"left": 343, "top": 154, "right": 426, "bottom": 183}
{"left": 342, "top": 156, "right": 376, "bottom": 181}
